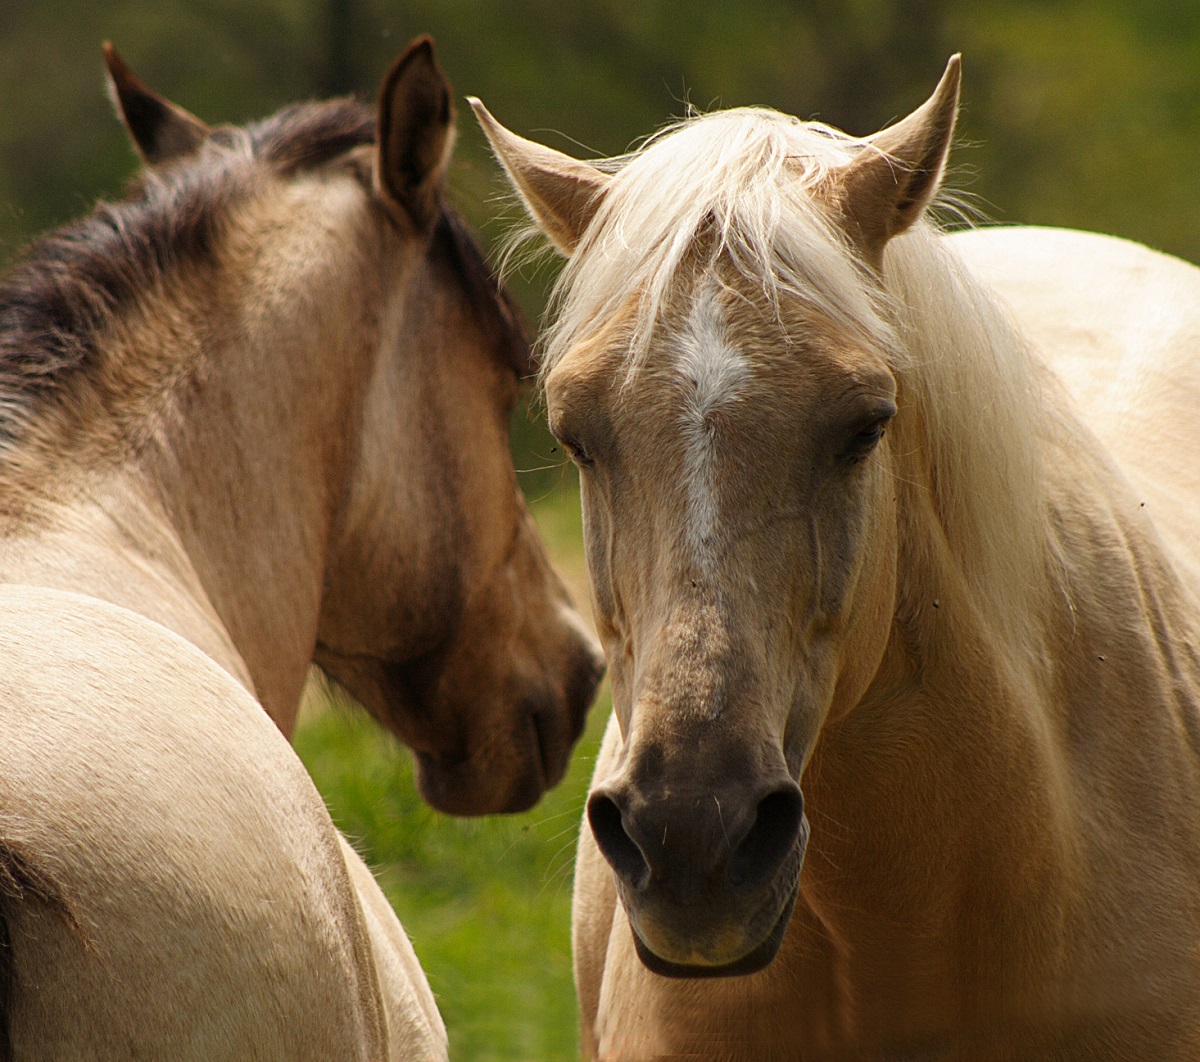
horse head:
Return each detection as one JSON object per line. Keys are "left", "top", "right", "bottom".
{"left": 99, "top": 41, "right": 604, "bottom": 816}
{"left": 474, "top": 59, "right": 960, "bottom": 969}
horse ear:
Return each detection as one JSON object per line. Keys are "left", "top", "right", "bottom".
{"left": 835, "top": 55, "right": 961, "bottom": 266}
{"left": 376, "top": 37, "right": 455, "bottom": 231}
{"left": 103, "top": 43, "right": 210, "bottom": 165}
{"left": 470, "top": 99, "right": 610, "bottom": 256}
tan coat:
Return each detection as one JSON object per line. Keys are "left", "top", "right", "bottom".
{"left": 475, "top": 64, "right": 1200, "bottom": 1060}
{"left": 0, "top": 38, "right": 601, "bottom": 1061}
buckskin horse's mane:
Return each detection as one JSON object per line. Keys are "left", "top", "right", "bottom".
{"left": 0, "top": 96, "right": 528, "bottom": 453}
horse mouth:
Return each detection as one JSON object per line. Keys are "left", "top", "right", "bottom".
{"left": 628, "top": 878, "right": 801, "bottom": 979}
{"left": 414, "top": 746, "right": 545, "bottom": 816}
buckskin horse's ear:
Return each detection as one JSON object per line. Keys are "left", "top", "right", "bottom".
{"left": 376, "top": 37, "right": 454, "bottom": 231}
{"left": 103, "top": 43, "right": 210, "bottom": 165}
{"left": 835, "top": 54, "right": 961, "bottom": 268}
{"left": 470, "top": 99, "right": 611, "bottom": 257}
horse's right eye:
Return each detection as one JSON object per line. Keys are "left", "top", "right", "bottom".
{"left": 846, "top": 420, "right": 886, "bottom": 459}
{"left": 560, "top": 436, "right": 594, "bottom": 468}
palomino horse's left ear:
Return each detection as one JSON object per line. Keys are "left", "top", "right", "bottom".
{"left": 103, "top": 43, "right": 210, "bottom": 165}
{"left": 835, "top": 54, "right": 962, "bottom": 267}
{"left": 376, "top": 37, "right": 455, "bottom": 231}
{"left": 470, "top": 99, "right": 611, "bottom": 256}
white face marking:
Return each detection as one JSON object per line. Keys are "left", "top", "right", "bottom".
{"left": 675, "top": 285, "right": 749, "bottom": 570}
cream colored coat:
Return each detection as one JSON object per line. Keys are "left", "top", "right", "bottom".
{"left": 1, "top": 582, "right": 444, "bottom": 1060}
{"left": 950, "top": 224, "right": 1200, "bottom": 589}
{"left": 470, "top": 67, "right": 1200, "bottom": 1059}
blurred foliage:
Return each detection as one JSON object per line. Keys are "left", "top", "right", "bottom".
{"left": 6, "top": 0, "right": 1200, "bottom": 288}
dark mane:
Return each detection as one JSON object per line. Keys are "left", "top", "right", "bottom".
{"left": 0, "top": 97, "right": 376, "bottom": 447}
{"left": 249, "top": 98, "right": 376, "bottom": 174}
{"left": 433, "top": 206, "right": 533, "bottom": 378}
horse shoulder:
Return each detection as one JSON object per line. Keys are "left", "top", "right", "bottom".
{"left": 0, "top": 585, "right": 418, "bottom": 1060}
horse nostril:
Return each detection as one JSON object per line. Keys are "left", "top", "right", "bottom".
{"left": 527, "top": 705, "right": 557, "bottom": 785}
{"left": 727, "top": 785, "right": 805, "bottom": 892}
{"left": 587, "top": 790, "right": 650, "bottom": 892}
{"left": 568, "top": 645, "right": 606, "bottom": 730}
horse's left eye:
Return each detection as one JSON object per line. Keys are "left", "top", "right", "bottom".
{"left": 841, "top": 416, "right": 891, "bottom": 463}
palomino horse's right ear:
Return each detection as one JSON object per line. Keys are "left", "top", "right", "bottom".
{"left": 103, "top": 43, "right": 210, "bottom": 165}
{"left": 375, "top": 37, "right": 455, "bottom": 231}
{"left": 470, "top": 100, "right": 611, "bottom": 256}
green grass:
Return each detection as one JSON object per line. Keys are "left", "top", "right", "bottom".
{"left": 294, "top": 486, "right": 609, "bottom": 1062}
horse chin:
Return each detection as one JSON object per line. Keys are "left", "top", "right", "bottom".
{"left": 412, "top": 748, "right": 545, "bottom": 816}
{"left": 628, "top": 879, "right": 800, "bottom": 980}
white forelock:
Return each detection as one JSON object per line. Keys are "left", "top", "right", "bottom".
{"left": 537, "top": 107, "right": 900, "bottom": 384}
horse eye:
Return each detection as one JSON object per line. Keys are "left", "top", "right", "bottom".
{"left": 841, "top": 416, "right": 891, "bottom": 463}
{"left": 560, "top": 436, "right": 594, "bottom": 468}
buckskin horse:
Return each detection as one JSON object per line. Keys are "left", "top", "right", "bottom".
{"left": 475, "top": 58, "right": 1200, "bottom": 1059}
{"left": 0, "top": 39, "right": 602, "bottom": 1060}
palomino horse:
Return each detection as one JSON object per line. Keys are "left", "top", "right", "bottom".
{"left": 475, "top": 60, "right": 1200, "bottom": 1059}
{"left": 0, "top": 40, "right": 602, "bottom": 1059}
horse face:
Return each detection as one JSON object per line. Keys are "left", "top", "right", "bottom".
{"left": 312, "top": 42, "right": 603, "bottom": 816}
{"left": 545, "top": 277, "right": 900, "bottom": 972}
{"left": 477, "top": 57, "right": 958, "bottom": 969}
{"left": 314, "top": 248, "right": 602, "bottom": 815}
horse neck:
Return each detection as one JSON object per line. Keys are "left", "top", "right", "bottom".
{"left": 798, "top": 463, "right": 1079, "bottom": 1016}
{"left": 793, "top": 233, "right": 1085, "bottom": 1016}
{"left": 142, "top": 237, "right": 382, "bottom": 733}
{"left": 794, "top": 233, "right": 1200, "bottom": 1028}
{"left": 799, "top": 432, "right": 1200, "bottom": 1039}
{"left": 0, "top": 182, "right": 388, "bottom": 734}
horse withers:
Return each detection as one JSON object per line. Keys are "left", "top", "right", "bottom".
{"left": 476, "top": 60, "right": 1200, "bottom": 1059}
{"left": 0, "top": 39, "right": 602, "bottom": 1060}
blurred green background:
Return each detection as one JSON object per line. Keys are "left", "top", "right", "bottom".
{"left": 4, "top": 2, "right": 1200, "bottom": 1058}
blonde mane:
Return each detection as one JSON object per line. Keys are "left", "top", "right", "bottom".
{"left": 535, "top": 106, "right": 1056, "bottom": 668}
{"left": 538, "top": 108, "right": 898, "bottom": 380}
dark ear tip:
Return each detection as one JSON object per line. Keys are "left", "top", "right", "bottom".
{"left": 397, "top": 35, "right": 438, "bottom": 73}
{"left": 381, "top": 36, "right": 449, "bottom": 104}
